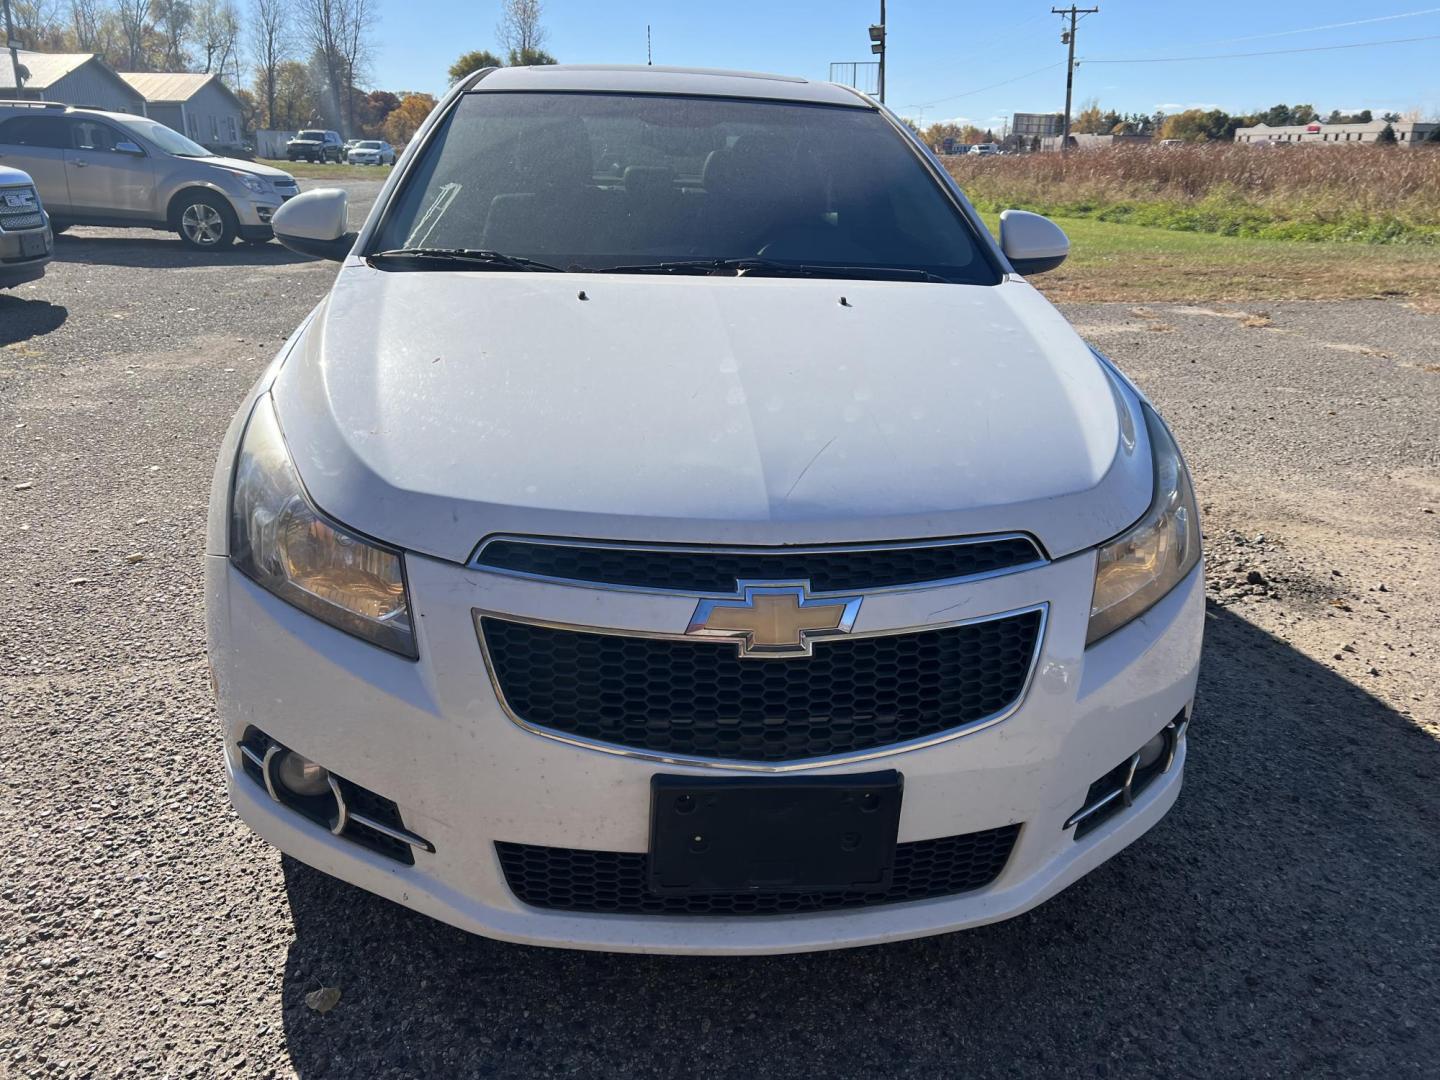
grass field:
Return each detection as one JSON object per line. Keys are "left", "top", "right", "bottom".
{"left": 954, "top": 145, "right": 1440, "bottom": 245}
{"left": 980, "top": 212, "right": 1440, "bottom": 304}
{"left": 260, "top": 158, "right": 393, "bottom": 180}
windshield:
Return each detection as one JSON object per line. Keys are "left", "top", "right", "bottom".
{"left": 113, "top": 116, "right": 212, "bottom": 157}
{"left": 298, "top": 130, "right": 326, "bottom": 140}
{"left": 357, "top": 141, "right": 382, "bottom": 149}
{"left": 372, "top": 92, "right": 998, "bottom": 284}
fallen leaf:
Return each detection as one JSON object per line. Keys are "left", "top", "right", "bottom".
{"left": 305, "top": 987, "right": 341, "bottom": 1014}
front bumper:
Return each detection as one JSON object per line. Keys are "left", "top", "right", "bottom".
{"left": 0, "top": 222, "right": 52, "bottom": 286}
{"left": 207, "top": 550, "right": 1203, "bottom": 954}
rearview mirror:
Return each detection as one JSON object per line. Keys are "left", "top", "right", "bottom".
{"left": 999, "top": 209, "right": 1069, "bottom": 275}
{"left": 272, "top": 188, "right": 355, "bottom": 261}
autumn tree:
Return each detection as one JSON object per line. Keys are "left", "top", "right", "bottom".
{"left": 1072, "top": 99, "right": 1106, "bottom": 134}
{"left": 382, "top": 92, "right": 438, "bottom": 146}
{"left": 268, "top": 59, "right": 318, "bottom": 129}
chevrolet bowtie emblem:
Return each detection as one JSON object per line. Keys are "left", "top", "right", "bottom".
{"left": 686, "top": 583, "right": 862, "bottom": 658}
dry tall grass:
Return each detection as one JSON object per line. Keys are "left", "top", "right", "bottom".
{"left": 946, "top": 144, "right": 1440, "bottom": 243}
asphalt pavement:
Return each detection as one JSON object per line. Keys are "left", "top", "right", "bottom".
{"left": 2, "top": 179, "right": 1438, "bottom": 1079}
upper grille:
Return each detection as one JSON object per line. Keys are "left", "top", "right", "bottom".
{"left": 496, "top": 826, "right": 1020, "bottom": 915}
{"left": 480, "top": 608, "right": 1043, "bottom": 763}
{"left": 0, "top": 187, "right": 43, "bottom": 232}
{"left": 474, "top": 536, "right": 1043, "bottom": 594}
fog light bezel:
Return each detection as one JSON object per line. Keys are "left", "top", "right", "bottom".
{"left": 1065, "top": 712, "right": 1189, "bottom": 837}
{"left": 235, "top": 727, "right": 434, "bottom": 864}
{"left": 273, "top": 749, "right": 333, "bottom": 798}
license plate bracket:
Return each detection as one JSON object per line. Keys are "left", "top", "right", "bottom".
{"left": 648, "top": 771, "right": 903, "bottom": 896}
{"left": 20, "top": 232, "right": 47, "bottom": 257}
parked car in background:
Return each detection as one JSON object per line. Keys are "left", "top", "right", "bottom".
{"left": 0, "top": 162, "right": 52, "bottom": 288}
{"left": 972, "top": 142, "right": 999, "bottom": 156}
{"left": 346, "top": 139, "right": 395, "bottom": 166}
{"left": 286, "top": 129, "right": 344, "bottom": 163}
{"left": 212, "top": 65, "right": 1204, "bottom": 955}
{"left": 0, "top": 101, "right": 299, "bottom": 250}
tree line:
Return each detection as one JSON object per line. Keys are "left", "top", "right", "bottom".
{"left": 2, "top": 0, "right": 556, "bottom": 147}
{"left": 1072, "top": 100, "right": 1426, "bottom": 143}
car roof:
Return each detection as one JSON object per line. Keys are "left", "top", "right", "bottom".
{"left": 0, "top": 102, "right": 138, "bottom": 123}
{"left": 467, "top": 65, "right": 875, "bottom": 108}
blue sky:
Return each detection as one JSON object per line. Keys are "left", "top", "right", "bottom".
{"left": 372, "top": 1, "right": 1440, "bottom": 125}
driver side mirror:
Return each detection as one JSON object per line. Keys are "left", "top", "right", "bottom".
{"left": 999, "top": 209, "right": 1069, "bottom": 275}
{"left": 114, "top": 140, "right": 145, "bottom": 156}
{"left": 271, "top": 188, "right": 355, "bottom": 261}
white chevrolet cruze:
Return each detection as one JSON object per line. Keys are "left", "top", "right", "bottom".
{"left": 207, "top": 65, "right": 1203, "bottom": 954}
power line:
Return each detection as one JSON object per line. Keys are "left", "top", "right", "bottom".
{"left": 1141, "top": 6, "right": 1440, "bottom": 52}
{"left": 1085, "top": 32, "right": 1440, "bottom": 64}
{"left": 902, "top": 60, "right": 1065, "bottom": 111}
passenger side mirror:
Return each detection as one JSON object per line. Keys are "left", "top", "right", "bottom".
{"left": 272, "top": 188, "right": 355, "bottom": 261}
{"left": 999, "top": 210, "right": 1069, "bottom": 275}
{"left": 114, "top": 140, "right": 145, "bottom": 156}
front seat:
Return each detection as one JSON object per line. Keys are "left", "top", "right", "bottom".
{"left": 481, "top": 121, "right": 608, "bottom": 256}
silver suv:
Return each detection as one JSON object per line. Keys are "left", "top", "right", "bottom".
{"left": 0, "top": 101, "right": 299, "bottom": 250}
{"left": 0, "top": 162, "right": 52, "bottom": 287}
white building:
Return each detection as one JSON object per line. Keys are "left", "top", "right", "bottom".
{"left": 1234, "top": 119, "right": 1438, "bottom": 146}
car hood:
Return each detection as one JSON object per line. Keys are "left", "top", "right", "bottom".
{"left": 272, "top": 269, "right": 1151, "bottom": 564}
{"left": 0, "top": 163, "right": 35, "bottom": 185}
{"left": 204, "top": 156, "right": 293, "bottom": 180}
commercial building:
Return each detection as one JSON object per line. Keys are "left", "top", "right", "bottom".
{"left": 1234, "top": 119, "right": 1438, "bottom": 145}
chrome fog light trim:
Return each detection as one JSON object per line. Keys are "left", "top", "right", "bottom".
{"left": 1065, "top": 714, "right": 1187, "bottom": 832}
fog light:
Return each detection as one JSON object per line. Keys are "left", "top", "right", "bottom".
{"left": 275, "top": 751, "right": 331, "bottom": 797}
{"left": 1136, "top": 731, "right": 1167, "bottom": 770}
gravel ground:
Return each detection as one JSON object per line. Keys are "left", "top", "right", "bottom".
{"left": 3, "top": 180, "right": 1439, "bottom": 1078}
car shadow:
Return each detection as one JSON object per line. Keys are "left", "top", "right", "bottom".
{"left": 277, "top": 604, "right": 1440, "bottom": 1076}
{"left": 0, "top": 295, "right": 68, "bottom": 345}
{"left": 50, "top": 230, "right": 315, "bottom": 269}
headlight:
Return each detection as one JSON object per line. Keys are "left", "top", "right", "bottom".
{"left": 234, "top": 173, "right": 268, "bottom": 194}
{"left": 229, "top": 394, "right": 417, "bottom": 658}
{"left": 1086, "top": 402, "right": 1201, "bottom": 645}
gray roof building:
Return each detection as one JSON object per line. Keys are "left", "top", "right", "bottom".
{"left": 0, "top": 51, "right": 147, "bottom": 114}
{"left": 119, "top": 72, "right": 247, "bottom": 147}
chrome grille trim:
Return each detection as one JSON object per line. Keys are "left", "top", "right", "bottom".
{"left": 468, "top": 533, "right": 1049, "bottom": 597}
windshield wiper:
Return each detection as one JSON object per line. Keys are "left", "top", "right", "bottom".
{"left": 589, "top": 258, "right": 950, "bottom": 283}
{"left": 367, "top": 248, "right": 564, "bottom": 273}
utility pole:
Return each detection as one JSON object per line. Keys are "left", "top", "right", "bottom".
{"left": 869, "top": 1, "right": 886, "bottom": 104}
{"left": 1052, "top": 5, "right": 1098, "bottom": 153}
{"left": 2, "top": 0, "right": 23, "bottom": 100}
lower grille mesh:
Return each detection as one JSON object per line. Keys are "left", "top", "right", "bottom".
{"left": 496, "top": 826, "right": 1021, "bottom": 915}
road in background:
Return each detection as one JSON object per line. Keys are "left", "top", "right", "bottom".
{"left": 2, "top": 179, "right": 1438, "bottom": 1078}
